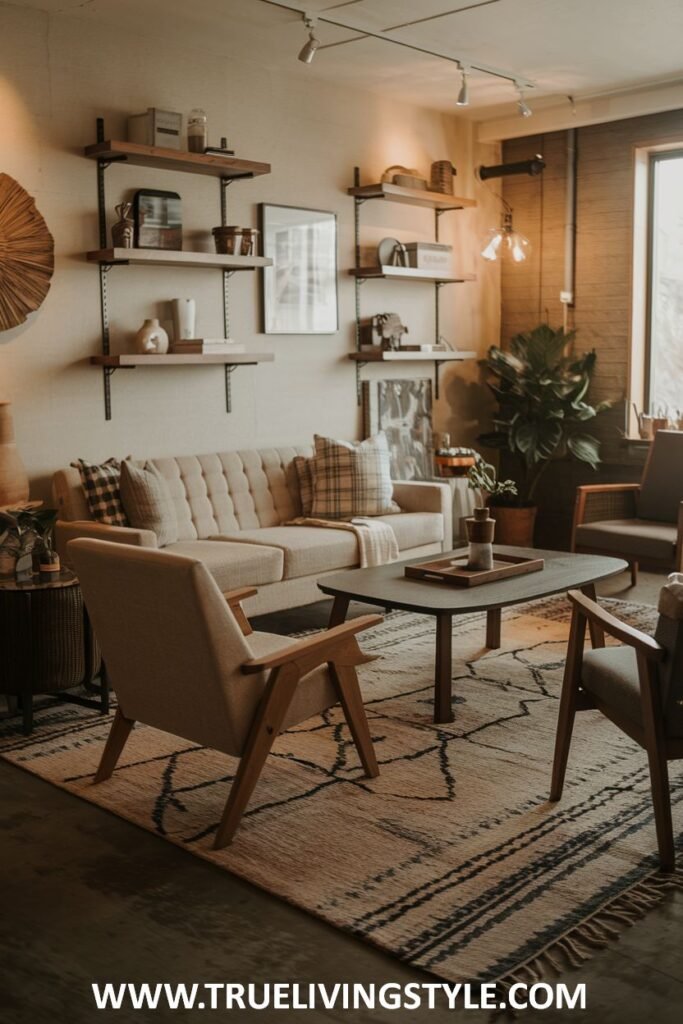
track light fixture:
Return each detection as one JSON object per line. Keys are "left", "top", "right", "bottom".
{"left": 478, "top": 156, "right": 545, "bottom": 181}
{"left": 298, "top": 15, "right": 319, "bottom": 64}
{"left": 456, "top": 64, "right": 469, "bottom": 107}
{"left": 516, "top": 81, "right": 532, "bottom": 118}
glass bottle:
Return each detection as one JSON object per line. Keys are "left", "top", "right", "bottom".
{"left": 187, "top": 109, "right": 208, "bottom": 153}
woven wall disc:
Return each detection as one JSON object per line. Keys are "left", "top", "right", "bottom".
{"left": 0, "top": 173, "right": 55, "bottom": 332}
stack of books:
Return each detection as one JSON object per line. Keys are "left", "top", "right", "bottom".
{"left": 170, "top": 339, "right": 245, "bottom": 354}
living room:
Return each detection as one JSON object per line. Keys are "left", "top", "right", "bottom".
{"left": 1, "top": 1, "right": 682, "bottom": 1021}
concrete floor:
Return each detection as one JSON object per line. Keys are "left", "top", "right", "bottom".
{"left": 1, "top": 568, "right": 681, "bottom": 1023}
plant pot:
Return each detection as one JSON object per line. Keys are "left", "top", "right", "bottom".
{"left": 488, "top": 504, "right": 537, "bottom": 546}
{"left": 0, "top": 402, "right": 29, "bottom": 508}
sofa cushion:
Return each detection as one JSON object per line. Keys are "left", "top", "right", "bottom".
{"left": 311, "top": 432, "right": 398, "bottom": 519}
{"left": 575, "top": 519, "right": 676, "bottom": 563}
{"left": 210, "top": 527, "right": 359, "bottom": 579}
{"left": 581, "top": 645, "right": 641, "bottom": 726}
{"left": 120, "top": 461, "right": 178, "bottom": 547}
{"left": 375, "top": 512, "right": 443, "bottom": 550}
{"left": 163, "top": 540, "right": 283, "bottom": 591}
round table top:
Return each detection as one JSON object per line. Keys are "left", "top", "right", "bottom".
{"left": 318, "top": 547, "right": 628, "bottom": 615}
{"left": 0, "top": 568, "right": 78, "bottom": 593}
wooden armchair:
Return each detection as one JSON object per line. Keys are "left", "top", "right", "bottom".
{"left": 572, "top": 430, "right": 683, "bottom": 585}
{"left": 551, "top": 586, "right": 683, "bottom": 871}
{"left": 69, "top": 539, "right": 381, "bottom": 849}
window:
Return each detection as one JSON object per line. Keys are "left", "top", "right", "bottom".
{"left": 647, "top": 151, "right": 683, "bottom": 415}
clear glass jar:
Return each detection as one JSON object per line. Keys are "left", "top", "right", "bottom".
{"left": 187, "top": 108, "right": 208, "bottom": 153}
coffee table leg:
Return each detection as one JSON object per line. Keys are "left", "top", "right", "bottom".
{"left": 580, "top": 584, "right": 605, "bottom": 648}
{"left": 328, "top": 595, "right": 350, "bottom": 628}
{"left": 434, "top": 613, "right": 454, "bottom": 724}
{"left": 486, "top": 608, "right": 502, "bottom": 649}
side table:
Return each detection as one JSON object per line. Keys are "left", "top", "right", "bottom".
{"left": 0, "top": 569, "right": 108, "bottom": 735}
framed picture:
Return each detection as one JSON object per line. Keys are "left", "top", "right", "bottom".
{"left": 362, "top": 379, "right": 434, "bottom": 481}
{"left": 133, "top": 189, "right": 182, "bottom": 250}
{"left": 260, "top": 204, "right": 338, "bottom": 334}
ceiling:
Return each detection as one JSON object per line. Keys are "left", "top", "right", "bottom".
{"left": 12, "top": 0, "right": 683, "bottom": 120}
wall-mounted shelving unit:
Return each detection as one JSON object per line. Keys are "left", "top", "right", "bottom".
{"left": 86, "top": 118, "right": 273, "bottom": 419}
{"left": 348, "top": 166, "right": 477, "bottom": 403}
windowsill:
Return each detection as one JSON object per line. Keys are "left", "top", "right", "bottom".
{"left": 621, "top": 436, "right": 652, "bottom": 447}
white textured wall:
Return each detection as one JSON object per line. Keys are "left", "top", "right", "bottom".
{"left": 0, "top": 1, "right": 500, "bottom": 499}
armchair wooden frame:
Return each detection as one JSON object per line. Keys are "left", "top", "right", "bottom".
{"left": 551, "top": 589, "right": 681, "bottom": 872}
{"left": 95, "top": 587, "right": 382, "bottom": 849}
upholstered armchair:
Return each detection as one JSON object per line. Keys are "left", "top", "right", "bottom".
{"left": 551, "top": 580, "right": 683, "bottom": 871}
{"left": 572, "top": 430, "right": 683, "bottom": 585}
{"left": 68, "top": 538, "right": 381, "bottom": 849}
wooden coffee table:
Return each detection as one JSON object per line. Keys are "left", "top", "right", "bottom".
{"left": 319, "top": 546, "right": 627, "bottom": 724}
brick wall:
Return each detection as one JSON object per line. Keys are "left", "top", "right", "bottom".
{"left": 497, "top": 109, "right": 683, "bottom": 547}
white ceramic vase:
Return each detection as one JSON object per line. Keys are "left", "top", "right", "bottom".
{"left": 171, "top": 299, "right": 196, "bottom": 341}
{"left": 135, "top": 318, "right": 169, "bottom": 355}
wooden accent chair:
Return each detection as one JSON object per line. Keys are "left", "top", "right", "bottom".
{"left": 572, "top": 430, "right": 683, "bottom": 586}
{"left": 68, "top": 538, "right": 381, "bottom": 848}
{"left": 551, "top": 580, "right": 683, "bottom": 871}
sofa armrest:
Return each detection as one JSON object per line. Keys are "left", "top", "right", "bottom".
{"left": 56, "top": 520, "right": 158, "bottom": 565}
{"left": 392, "top": 480, "right": 452, "bottom": 551}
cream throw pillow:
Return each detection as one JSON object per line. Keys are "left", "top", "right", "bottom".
{"left": 311, "top": 432, "right": 398, "bottom": 519}
{"left": 119, "top": 461, "right": 178, "bottom": 547}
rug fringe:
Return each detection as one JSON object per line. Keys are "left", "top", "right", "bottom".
{"left": 492, "top": 867, "right": 683, "bottom": 1019}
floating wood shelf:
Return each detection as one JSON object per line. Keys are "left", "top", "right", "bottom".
{"left": 87, "top": 248, "right": 271, "bottom": 270}
{"left": 84, "top": 140, "right": 271, "bottom": 179}
{"left": 348, "top": 182, "right": 477, "bottom": 210}
{"left": 348, "top": 350, "right": 477, "bottom": 363}
{"left": 90, "top": 353, "right": 274, "bottom": 368}
{"left": 351, "top": 266, "right": 476, "bottom": 284}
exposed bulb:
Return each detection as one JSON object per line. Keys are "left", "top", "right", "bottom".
{"left": 481, "top": 210, "right": 530, "bottom": 263}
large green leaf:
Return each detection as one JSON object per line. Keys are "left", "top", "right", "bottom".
{"left": 567, "top": 433, "right": 600, "bottom": 468}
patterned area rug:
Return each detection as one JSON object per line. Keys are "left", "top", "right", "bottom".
{"left": 1, "top": 595, "right": 682, "bottom": 986}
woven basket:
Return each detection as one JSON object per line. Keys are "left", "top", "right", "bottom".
{"left": 430, "top": 160, "right": 455, "bottom": 195}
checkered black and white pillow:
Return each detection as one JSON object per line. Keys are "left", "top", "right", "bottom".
{"left": 72, "top": 458, "right": 128, "bottom": 526}
{"left": 293, "top": 454, "right": 315, "bottom": 516}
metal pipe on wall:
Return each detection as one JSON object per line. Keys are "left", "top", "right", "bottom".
{"left": 561, "top": 128, "right": 577, "bottom": 332}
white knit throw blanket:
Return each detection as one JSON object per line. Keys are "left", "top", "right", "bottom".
{"left": 287, "top": 517, "right": 399, "bottom": 568}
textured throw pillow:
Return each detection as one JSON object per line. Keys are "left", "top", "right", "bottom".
{"left": 293, "top": 455, "right": 315, "bottom": 516}
{"left": 72, "top": 458, "right": 128, "bottom": 526}
{"left": 311, "top": 432, "right": 398, "bottom": 519}
{"left": 119, "top": 461, "right": 178, "bottom": 547}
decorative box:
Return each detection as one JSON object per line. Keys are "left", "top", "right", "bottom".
{"left": 127, "top": 108, "right": 183, "bottom": 150}
{"left": 405, "top": 242, "right": 453, "bottom": 272}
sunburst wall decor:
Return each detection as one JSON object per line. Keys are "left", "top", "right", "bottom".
{"left": 0, "top": 173, "right": 54, "bottom": 332}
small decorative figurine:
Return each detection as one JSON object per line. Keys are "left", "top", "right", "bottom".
{"left": 111, "top": 202, "right": 134, "bottom": 248}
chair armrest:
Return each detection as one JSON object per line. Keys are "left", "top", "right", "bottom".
{"left": 571, "top": 484, "right": 640, "bottom": 548}
{"left": 568, "top": 589, "right": 665, "bottom": 661}
{"left": 223, "top": 587, "right": 258, "bottom": 637}
{"left": 58, "top": 520, "right": 158, "bottom": 563}
{"left": 241, "top": 613, "right": 382, "bottom": 674}
{"left": 391, "top": 480, "right": 452, "bottom": 551}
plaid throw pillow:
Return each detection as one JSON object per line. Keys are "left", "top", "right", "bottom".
{"left": 72, "top": 458, "right": 128, "bottom": 526}
{"left": 293, "top": 455, "right": 315, "bottom": 516}
{"left": 311, "top": 433, "right": 398, "bottom": 519}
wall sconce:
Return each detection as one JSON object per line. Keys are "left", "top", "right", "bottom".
{"left": 481, "top": 200, "right": 530, "bottom": 264}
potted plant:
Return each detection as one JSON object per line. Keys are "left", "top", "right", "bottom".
{"left": 0, "top": 505, "right": 59, "bottom": 581}
{"left": 477, "top": 324, "right": 609, "bottom": 546}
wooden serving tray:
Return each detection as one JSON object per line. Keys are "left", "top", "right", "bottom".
{"left": 405, "top": 551, "right": 545, "bottom": 587}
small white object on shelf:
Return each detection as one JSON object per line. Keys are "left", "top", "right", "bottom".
{"left": 135, "top": 318, "right": 169, "bottom": 355}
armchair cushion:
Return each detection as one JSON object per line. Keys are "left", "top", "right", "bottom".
{"left": 637, "top": 430, "right": 683, "bottom": 523}
{"left": 582, "top": 645, "right": 641, "bottom": 726}
{"left": 575, "top": 519, "right": 677, "bottom": 562}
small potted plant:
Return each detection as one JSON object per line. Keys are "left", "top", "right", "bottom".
{"left": 467, "top": 458, "right": 523, "bottom": 542}
{"left": 477, "top": 323, "right": 609, "bottom": 545}
{"left": 0, "top": 505, "right": 59, "bottom": 582}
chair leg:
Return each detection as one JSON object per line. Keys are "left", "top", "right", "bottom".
{"left": 214, "top": 665, "right": 299, "bottom": 850}
{"left": 330, "top": 663, "right": 379, "bottom": 778}
{"left": 550, "top": 606, "right": 586, "bottom": 801}
{"left": 630, "top": 561, "right": 639, "bottom": 588}
{"left": 639, "top": 654, "right": 675, "bottom": 872}
{"left": 94, "top": 708, "right": 135, "bottom": 783}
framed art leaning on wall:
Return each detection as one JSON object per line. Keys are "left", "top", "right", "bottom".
{"left": 260, "top": 204, "right": 338, "bottom": 334}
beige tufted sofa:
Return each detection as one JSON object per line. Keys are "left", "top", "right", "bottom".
{"left": 53, "top": 446, "right": 452, "bottom": 616}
